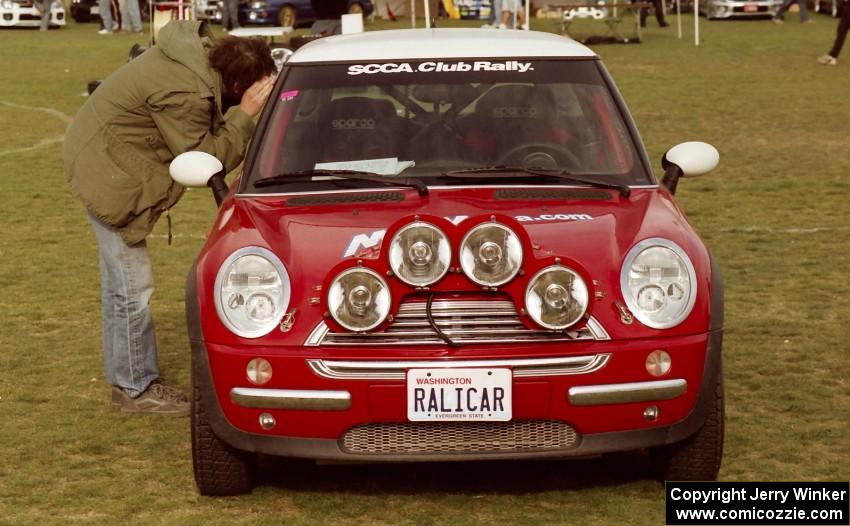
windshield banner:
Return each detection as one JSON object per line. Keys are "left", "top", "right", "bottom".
{"left": 347, "top": 61, "right": 534, "bottom": 75}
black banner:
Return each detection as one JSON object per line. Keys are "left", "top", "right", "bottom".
{"left": 666, "top": 482, "right": 849, "bottom": 525}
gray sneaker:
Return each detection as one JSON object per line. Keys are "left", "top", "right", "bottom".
{"left": 111, "top": 381, "right": 190, "bottom": 416}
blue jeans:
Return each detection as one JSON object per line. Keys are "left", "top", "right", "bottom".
{"left": 775, "top": 0, "right": 809, "bottom": 21}
{"left": 99, "top": 0, "right": 115, "bottom": 30}
{"left": 121, "top": 0, "right": 142, "bottom": 32}
{"left": 88, "top": 212, "right": 159, "bottom": 397}
{"left": 35, "top": 0, "right": 52, "bottom": 29}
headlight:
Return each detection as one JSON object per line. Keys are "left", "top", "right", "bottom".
{"left": 328, "top": 267, "right": 391, "bottom": 332}
{"left": 620, "top": 238, "right": 697, "bottom": 329}
{"left": 525, "top": 265, "right": 589, "bottom": 329}
{"left": 460, "top": 222, "right": 523, "bottom": 287}
{"left": 388, "top": 221, "right": 450, "bottom": 287}
{"left": 214, "top": 247, "right": 290, "bottom": 338}
{"left": 250, "top": 1, "right": 266, "bottom": 8}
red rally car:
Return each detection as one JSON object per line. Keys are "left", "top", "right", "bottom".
{"left": 169, "top": 28, "right": 724, "bottom": 495}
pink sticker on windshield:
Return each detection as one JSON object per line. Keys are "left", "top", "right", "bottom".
{"left": 279, "top": 90, "right": 299, "bottom": 102}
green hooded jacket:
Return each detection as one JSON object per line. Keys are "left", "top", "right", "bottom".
{"left": 63, "top": 20, "right": 255, "bottom": 245}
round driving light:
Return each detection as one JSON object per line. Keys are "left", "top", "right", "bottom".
{"left": 544, "top": 283, "right": 569, "bottom": 309}
{"left": 388, "top": 221, "right": 451, "bottom": 287}
{"left": 348, "top": 285, "right": 372, "bottom": 313}
{"left": 246, "top": 358, "right": 272, "bottom": 385}
{"left": 460, "top": 223, "right": 523, "bottom": 287}
{"left": 525, "top": 265, "right": 589, "bottom": 329}
{"left": 646, "top": 350, "right": 672, "bottom": 377}
{"left": 479, "top": 241, "right": 503, "bottom": 265}
{"left": 328, "top": 267, "right": 391, "bottom": 331}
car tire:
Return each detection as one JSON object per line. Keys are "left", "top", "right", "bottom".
{"left": 278, "top": 4, "right": 295, "bottom": 27}
{"left": 651, "top": 370, "right": 724, "bottom": 481}
{"left": 191, "top": 381, "right": 255, "bottom": 496}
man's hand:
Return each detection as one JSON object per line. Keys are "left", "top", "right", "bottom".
{"left": 239, "top": 76, "right": 275, "bottom": 117}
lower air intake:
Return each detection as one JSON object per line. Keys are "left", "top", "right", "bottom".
{"left": 341, "top": 420, "right": 579, "bottom": 455}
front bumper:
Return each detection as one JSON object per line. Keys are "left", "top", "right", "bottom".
{"left": 704, "top": 0, "right": 780, "bottom": 17}
{"left": 186, "top": 252, "right": 724, "bottom": 461}
{"left": 191, "top": 331, "right": 721, "bottom": 461}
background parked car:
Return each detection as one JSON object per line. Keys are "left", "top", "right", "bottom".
{"left": 1, "top": 0, "right": 65, "bottom": 28}
{"left": 195, "top": 0, "right": 220, "bottom": 21}
{"left": 699, "top": 0, "right": 781, "bottom": 18}
{"left": 70, "top": 0, "right": 149, "bottom": 25}
{"left": 240, "top": 0, "right": 372, "bottom": 27}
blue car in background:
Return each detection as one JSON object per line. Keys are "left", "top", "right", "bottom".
{"left": 240, "top": 0, "right": 373, "bottom": 27}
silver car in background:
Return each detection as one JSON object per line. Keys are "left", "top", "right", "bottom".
{"left": 699, "top": 0, "right": 780, "bottom": 18}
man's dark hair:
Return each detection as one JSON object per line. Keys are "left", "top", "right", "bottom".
{"left": 209, "top": 37, "right": 276, "bottom": 99}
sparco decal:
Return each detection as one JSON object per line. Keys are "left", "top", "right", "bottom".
{"left": 332, "top": 118, "right": 375, "bottom": 130}
{"left": 347, "top": 61, "right": 534, "bottom": 76}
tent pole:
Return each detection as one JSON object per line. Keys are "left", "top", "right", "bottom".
{"left": 676, "top": 0, "right": 681, "bottom": 38}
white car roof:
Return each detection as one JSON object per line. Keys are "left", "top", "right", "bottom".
{"left": 289, "top": 28, "right": 597, "bottom": 63}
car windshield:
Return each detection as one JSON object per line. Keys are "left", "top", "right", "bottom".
{"left": 244, "top": 59, "right": 650, "bottom": 193}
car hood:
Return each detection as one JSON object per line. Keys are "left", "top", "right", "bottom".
{"left": 216, "top": 186, "right": 705, "bottom": 286}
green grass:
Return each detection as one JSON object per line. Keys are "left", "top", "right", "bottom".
{"left": 1, "top": 13, "right": 849, "bottom": 526}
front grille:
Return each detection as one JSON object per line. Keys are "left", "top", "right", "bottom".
{"left": 341, "top": 420, "right": 579, "bottom": 455}
{"left": 309, "top": 295, "right": 608, "bottom": 346}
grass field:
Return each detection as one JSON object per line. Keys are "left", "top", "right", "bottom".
{"left": 0, "top": 12, "right": 849, "bottom": 526}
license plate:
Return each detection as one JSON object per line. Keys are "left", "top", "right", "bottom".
{"left": 89, "top": 5, "right": 99, "bottom": 14}
{"left": 743, "top": 4, "right": 758, "bottom": 11}
{"left": 407, "top": 368, "right": 512, "bottom": 422}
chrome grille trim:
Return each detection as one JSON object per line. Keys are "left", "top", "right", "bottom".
{"left": 304, "top": 299, "right": 609, "bottom": 346}
{"left": 306, "top": 354, "right": 610, "bottom": 381}
{"left": 341, "top": 420, "right": 579, "bottom": 455}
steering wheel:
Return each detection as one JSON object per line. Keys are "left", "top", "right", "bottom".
{"left": 495, "top": 143, "right": 581, "bottom": 170}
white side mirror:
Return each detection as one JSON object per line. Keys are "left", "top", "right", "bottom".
{"left": 663, "top": 141, "right": 720, "bottom": 178}
{"left": 271, "top": 47, "right": 293, "bottom": 72}
{"left": 169, "top": 151, "right": 223, "bottom": 187}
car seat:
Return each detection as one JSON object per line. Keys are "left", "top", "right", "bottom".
{"left": 462, "top": 84, "right": 573, "bottom": 165}
{"left": 319, "top": 97, "right": 404, "bottom": 163}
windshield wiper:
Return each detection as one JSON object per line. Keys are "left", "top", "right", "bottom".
{"left": 442, "top": 166, "right": 630, "bottom": 198}
{"left": 255, "top": 169, "right": 429, "bottom": 196}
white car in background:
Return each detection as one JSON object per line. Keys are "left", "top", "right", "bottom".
{"left": 0, "top": 0, "right": 65, "bottom": 27}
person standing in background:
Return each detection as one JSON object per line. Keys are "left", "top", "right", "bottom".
{"left": 34, "top": 0, "right": 53, "bottom": 30}
{"left": 818, "top": 0, "right": 849, "bottom": 64}
{"left": 220, "top": 0, "right": 240, "bottom": 31}
{"left": 482, "top": 0, "right": 501, "bottom": 28}
{"left": 97, "top": 0, "right": 116, "bottom": 33}
{"left": 640, "top": 0, "right": 669, "bottom": 27}
{"left": 773, "top": 0, "right": 812, "bottom": 23}
{"left": 121, "top": 0, "right": 143, "bottom": 33}
{"left": 499, "top": 0, "right": 525, "bottom": 28}
{"left": 310, "top": 0, "right": 347, "bottom": 35}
